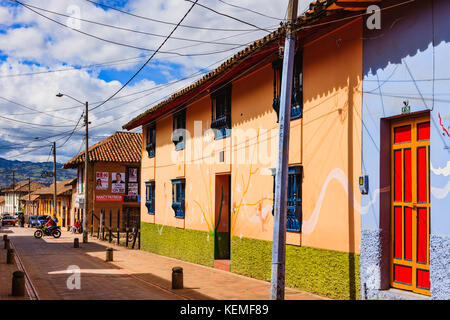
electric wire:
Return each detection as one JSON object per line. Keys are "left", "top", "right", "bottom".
{"left": 0, "top": 113, "right": 78, "bottom": 128}
{"left": 185, "top": 0, "right": 272, "bottom": 33}
{"left": 57, "top": 112, "right": 85, "bottom": 148}
{"left": 2, "top": 0, "right": 420, "bottom": 160}
{"left": 0, "top": 96, "right": 78, "bottom": 123}
{"left": 91, "top": 46, "right": 276, "bottom": 132}
{"left": 20, "top": 2, "right": 246, "bottom": 47}
{"left": 12, "top": 0, "right": 257, "bottom": 58}
{"left": 88, "top": 0, "right": 201, "bottom": 112}
{"left": 217, "top": 0, "right": 287, "bottom": 21}
{"left": 83, "top": 0, "right": 274, "bottom": 32}
{"left": 0, "top": 27, "right": 268, "bottom": 79}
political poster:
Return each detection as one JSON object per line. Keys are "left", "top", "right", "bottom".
{"left": 111, "top": 172, "right": 125, "bottom": 193}
{"left": 95, "top": 172, "right": 109, "bottom": 190}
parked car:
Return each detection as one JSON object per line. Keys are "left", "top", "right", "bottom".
{"left": 1, "top": 215, "right": 16, "bottom": 226}
{"left": 36, "top": 215, "right": 51, "bottom": 226}
{"left": 28, "top": 215, "right": 39, "bottom": 227}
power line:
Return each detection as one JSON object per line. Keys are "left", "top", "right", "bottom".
{"left": 0, "top": 55, "right": 148, "bottom": 79}
{"left": 0, "top": 27, "right": 268, "bottom": 79}
{"left": 57, "top": 113, "right": 85, "bottom": 148}
{"left": 0, "top": 96, "right": 78, "bottom": 123}
{"left": 75, "top": 136, "right": 85, "bottom": 156}
{"left": 21, "top": 2, "right": 246, "bottom": 46}
{"left": 185, "top": 0, "right": 272, "bottom": 33}
{"left": 46, "top": 145, "right": 52, "bottom": 163}
{"left": 90, "top": 49, "right": 275, "bottom": 151}
{"left": 90, "top": 53, "right": 240, "bottom": 115}
{"left": 1, "top": 143, "right": 52, "bottom": 160}
{"left": 93, "top": 46, "right": 276, "bottom": 132}
{"left": 291, "top": 0, "right": 416, "bottom": 33}
{"left": 0, "top": 120, "right": 87, "bottom": 148}
{"left": 217, "top": 0, "right": 287, "bottom": 21}
{"left": 0, "top": 113, "right": 77, "bottom": 128}
{"left": 1, "top": 38, "right": 259, "bottom": 120}
{"left": 83, "top": 0, "right": 272, "bottom": 32}
{"left": 11, "top": 1, "right": 185, "bottom": 55}
{"left": 89, "top": 0, "right": 201, "bottom": 112}
{"left": 12, "top": 1, "right": 258, "bottom": 59}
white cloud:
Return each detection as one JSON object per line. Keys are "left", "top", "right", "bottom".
{"left": 0, "top": 0, "right": 313, "bottom": 162}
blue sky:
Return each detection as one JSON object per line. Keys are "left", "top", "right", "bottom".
{"left": 0, "top": 0, "right": 297, "bottom": 162}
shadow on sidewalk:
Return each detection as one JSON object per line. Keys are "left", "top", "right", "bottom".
{"left": 7, "top": 230, "right": 213, "bottom": 300}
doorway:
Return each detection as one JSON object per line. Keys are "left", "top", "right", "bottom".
{"left": 390, "top": 115, "right": 430, "bottom": 296}
{"left": 214, "top": 174, "right": 231, "bottom": 267}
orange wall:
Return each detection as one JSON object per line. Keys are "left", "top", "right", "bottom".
{"left": 140, "top": 19, "right": 363, "bottom": 254}
{"left": 301, "top": 19, "right": 362, "bottom": 253}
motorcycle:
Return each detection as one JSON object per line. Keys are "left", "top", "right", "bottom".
{"left": 34, "top": 225, "right": 62, "bottom": 239}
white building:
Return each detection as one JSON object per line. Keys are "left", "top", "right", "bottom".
{"left": 1, "top": 180, "right": 46, "bottom": 214}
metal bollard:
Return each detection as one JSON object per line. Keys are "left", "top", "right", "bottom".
{"left": 11, "top": 271, "right": 25, "bottom": 297}
{"left": 172, "top": 267, "right": 183, "bottom": 289}
{"left": 74, "top": 238, "right": 79, "bottom": 248}
{"left": 106, "top": 248, "right": 113, "bottom": 262}
{"left": 4, "top": 238, "right": 10, "bottom": 250}
{"left": 7, "top": 249, "right": 14, "bottom": 264}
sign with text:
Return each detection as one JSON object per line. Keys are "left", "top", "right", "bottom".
{"left": 95, "top": 172, "right": 109, "bottom": 190}
{"left": 95, "top": 195, "right": 124, "bottom": 203}
{"left": 111, "top": 172, "right": 125, "bottom": 193}
{"left": 75, "top": 194, "right": 84, "bottom": 208}
{"left": 128, "top": 183, "right": 138, "bottom": 195}
{"left": 129, "top": 168, "right": 138, "bottom": 182}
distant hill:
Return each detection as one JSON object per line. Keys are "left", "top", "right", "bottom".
{"left": 0, "top": 158, "right": 76, "bottom": 189}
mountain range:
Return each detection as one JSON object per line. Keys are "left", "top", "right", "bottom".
{"left": 0, "top": 157, "right": 77, "bottom": 189}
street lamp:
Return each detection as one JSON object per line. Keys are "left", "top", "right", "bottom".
{"left": 57, "top": 93, "right": 89, "bottom": 243}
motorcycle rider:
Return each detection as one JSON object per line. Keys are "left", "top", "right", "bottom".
{"left": 45, "top": 215, "right": 58, "bottom": 234}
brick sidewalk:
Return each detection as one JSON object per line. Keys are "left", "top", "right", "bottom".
{"left": 3, "top": 226, "right": 327, "bottom": 300}
{"left": 0, "top": 232, "right": 28, "bottom": 300}
{"left": 73, "top": 232, "right": 327, "bottom": 300}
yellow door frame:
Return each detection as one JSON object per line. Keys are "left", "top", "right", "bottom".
{"left": 390, "top": 114, "right": 430, "bottom": 296}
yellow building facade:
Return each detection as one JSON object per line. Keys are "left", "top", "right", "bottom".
{"left": 33, "top": 179, "right": 74, "bottom": 227}
{"left": 125, "top": 13, "right": 364, "bottom": 299}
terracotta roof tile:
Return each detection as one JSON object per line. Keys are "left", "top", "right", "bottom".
{"left": 122, "top": 0, "right": 353, "bottom": 130}
{"left": 63, "top": 131, "right": 142, "bottom": 169}
{"left": 19, "top": 194, "right": 39, "bottom": 202}
{"left": 1, "top": 180, "right": 46, "bottom": 193}
{"left": 32, "top": 179, "right": 75, "bottom": 196}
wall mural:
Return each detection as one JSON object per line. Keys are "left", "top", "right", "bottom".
{"left": 438, "top": 113, "right": 450, "bottom": 138}
{"left": 190, "top": 130, "right": 273, "bottom": 238}
{"left": 431, "top": 161, "right": 450, "bottom": 176}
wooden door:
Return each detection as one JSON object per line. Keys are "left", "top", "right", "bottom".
{"left": 390, "top": 115, "right": 430, "bottom": 296}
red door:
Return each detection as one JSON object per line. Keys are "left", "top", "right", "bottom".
{"left": 390, "top": 115, "right": 430, "bottom": 296}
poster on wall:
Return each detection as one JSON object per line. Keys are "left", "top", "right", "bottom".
{"left": 128, "top": 183, "right": 138, "bottom": 195}
{"left": 95, "top": 172, "right": 109, "bottom": 190}
{"left": 111, "top": 172, "right": 125, "bottom": 193}
{"left": 129, "top": 168, "right": 138, "bottom": 182}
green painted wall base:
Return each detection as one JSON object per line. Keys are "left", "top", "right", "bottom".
{"left": 141, "top": 222, "right": 214, "bottom": 267}
{"left": 140, "top": 223, "right": 359, "bottom": 300}
{"left": 231, "top": 236, "right": 360, "bottom": 300}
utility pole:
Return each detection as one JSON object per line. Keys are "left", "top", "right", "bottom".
{"left": 28, "top": 177, "right": 31, "bottom": 218}
{"left": 55, "top": 93, "right": 89, "bottom": 242}
{"left": 53, "top": 142, "right": 57, "bottom": 219}
{"left": 270, "top": 0, "right": 298, "bottom": 300}
{"left": 83, "top": 101, "right": 89, "bottom": 243}
{"left": 12, "top": 169, "right": 16, "bottom": 214}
